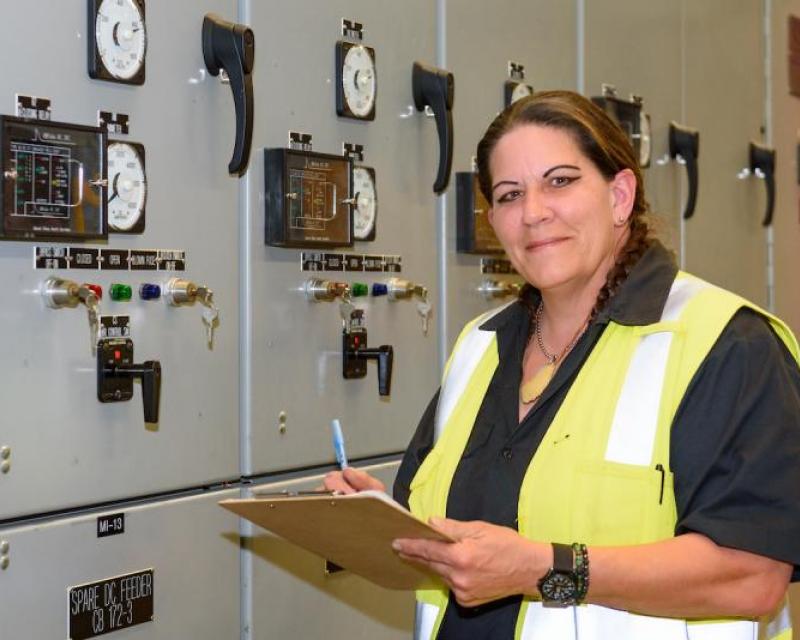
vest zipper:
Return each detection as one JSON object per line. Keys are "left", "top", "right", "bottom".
{"left": 655, "top": 464, "right": 665, "bottom": 504}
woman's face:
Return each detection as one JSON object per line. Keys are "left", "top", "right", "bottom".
{"left": 487, "top": 124, "right": 635, "bottom": 295}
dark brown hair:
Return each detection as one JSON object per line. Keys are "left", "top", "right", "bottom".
{"left": 476, "top": 90, "right": 654, "bottom": 318}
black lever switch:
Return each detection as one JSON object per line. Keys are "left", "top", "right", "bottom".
{"left": 749, "top": 142, "right": 776, "bottom": 227}
{"left": 413, "top": 61, "right": 454, "bottom": 194}
{"left": 342, "top": 310, "right": 394, "bottom": 397}
{"left": 669, "top": 122, "right": 700, "bottom": 220}
{"left": 356, "top": 346, "right": 394, "bottom": 397}
{"left": 97, "top": 338, "right": 162, "bottom": 423}
{"left": 202, "top": 13, "right": 255, "bottom": 177}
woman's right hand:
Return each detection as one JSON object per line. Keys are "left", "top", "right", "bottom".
{"left": 323, "top": 467, "right": 386, "bottom": 494}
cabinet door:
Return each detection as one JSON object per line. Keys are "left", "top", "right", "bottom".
{"left": 0, "top": 0, "right": 240, "bottom": 519}
{"left": 683, "top": 0, "right": 768, "bottom": 305}
{"left": 584, "top": 0, "right": 683, "bottom": 260}
{"left": 0, "top": 490, "right": 240, "bottom": 639}
{"left": 441, "top": 0, "right": 577, "bottom": 357}
{"left": 242, "top": 0, "right": 440, "bottom": 475}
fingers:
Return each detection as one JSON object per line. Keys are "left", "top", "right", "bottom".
{"left": 321, "top": 468, "right": 386, "bottom": 494}
{"left": 322, "top": 471, "right": 357, "bottom": 494}
{"left": 393, "top": 537, "right": 457, "bottom": 566}
{"left": 342, "top": 467, "right": 386, "bottom": 492}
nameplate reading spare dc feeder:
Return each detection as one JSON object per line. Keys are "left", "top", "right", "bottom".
{"left": 220, "top": 490, "right": 453, "bottom": 590}
{"left": 68, "top": 569, "right": 153, "bottom": 639}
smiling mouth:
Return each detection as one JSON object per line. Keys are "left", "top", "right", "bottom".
{"left": 526, "top": 238, "right": 568, "bottom": 251}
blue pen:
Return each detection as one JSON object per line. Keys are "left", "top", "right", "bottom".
{"left": 330, "top": 418, "right": 349, "bottom": 469}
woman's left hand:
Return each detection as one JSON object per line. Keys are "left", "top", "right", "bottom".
{"left": 393, "top": 518, "right": 548, "bottom": 607}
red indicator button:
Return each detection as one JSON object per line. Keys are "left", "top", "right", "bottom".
{"left": 354, "top": 336, "right": 360, "bottom": 346}
{"left": 86, "top": 284, "right": 103, "bottom": 300}
{"left": 114, "top": 350, "right": 121, "bottom": 360}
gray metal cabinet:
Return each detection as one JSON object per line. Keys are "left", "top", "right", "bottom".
{"left": 245, "top": 460, "right": 413, "bottom": 639}
{"left": 583, "top": 0, "right": 683, "bottom": 259}
{"left": 771, "top": 0, "right": 800, "bottom": 332}
{"left": 0, "top": 489, "right": 240, "bottom": 639}
{"left": 0, "top": 0, "right": 240, "bottom": 520}
{"left": 682, "top": 0, "right": 768, "bottom": 304}
{"left": 241, "top": 0, "right": 441, "bottom": 475}
{"left": 440, "top": 0, "right": 577, "bottom": 360}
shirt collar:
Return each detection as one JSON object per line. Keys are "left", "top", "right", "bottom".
{"left": 479, "top": 240, "right": 678, "bottom": 332}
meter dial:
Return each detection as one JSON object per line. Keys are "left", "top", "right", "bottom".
{"left": 638, "top": 111, "right": 652, "bottom": 168}
{"left": 352, "top": 166, "right": 377, "bottom": 241}
{"left": 336, "top": 42, "right": 377, "bottom": 120}
{"left": 504, "top": 81, "right": 533, "bottom": 108}
{"left": 107, "top": 141, "right": 146, "bottom": 233}
{"left": 89, "top": 0, "right": 147, "bottom": 84}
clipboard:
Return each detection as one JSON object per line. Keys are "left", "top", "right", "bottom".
{"left": 220, "top": 490, "right": 453, "bottom": 590}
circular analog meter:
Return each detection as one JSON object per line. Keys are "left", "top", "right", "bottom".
{"left": 336, "top": 42, "right": 377, "bottom": 120}
{"left": 510, "top": 82, "right": 533, "bottom": 104}
{"left": 108, "top": 141, "right": 147, "bottom": 233}
{"left": 91, "top": 0, "right": 147, "bottom": 83}
{"left": 352, "top": 166, "right": 377, "bottom": 241}
{"left": 505, "top": 81, "right": 533, "bottom": 108}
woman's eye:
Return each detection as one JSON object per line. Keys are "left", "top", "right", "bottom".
{"left": 496, "top": 190, "right": 521, "bottom": 204}
{"left": 550, "top": 176, "right": 577, "bottom": 188}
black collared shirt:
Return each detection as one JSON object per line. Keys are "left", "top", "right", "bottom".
{"left": 394, "top": 242, "right": 800, "bottom": 640}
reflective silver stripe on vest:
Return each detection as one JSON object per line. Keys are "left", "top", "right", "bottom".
{"left": 434, "top": 303, "right": 512, "bottom": 441}
{"left": 415, "top": 602, "right": 439, "bottom": 640}
{"left": 604, "top": 277, "right": 709, "bottom": 465}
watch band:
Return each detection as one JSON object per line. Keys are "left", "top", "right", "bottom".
{"left": 552, "top": 542, "right": 574, "bottom": 572}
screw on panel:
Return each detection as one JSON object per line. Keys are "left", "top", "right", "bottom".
{"left": 0, "top": 541, "right": 8, "bottom": 554}
{"left": 0, "top": 557, "right": 8, "bottom": 570}
{"left": 0, "top": 461, "right": 9, "bottom": 474}
{"left": 0, "top": 446, "right": 9, "bottom": 459}
{"left": 278, "top": 411, "right": 287, "bottom": 434}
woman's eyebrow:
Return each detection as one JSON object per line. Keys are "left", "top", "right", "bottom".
{"left": 542, "top": 164, "right": 581, "bottom": 178}
{"left": 491, "top": 179, "right": 520, "bottom": 193}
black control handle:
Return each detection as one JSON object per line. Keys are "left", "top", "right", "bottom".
{"left": 113, "top": 361, "right": 162, "bottom": 423}
{"left": 669, "top": 122, "right": 700, "bottom": 220}
{"left": 749, "top": 142, "right": 776, "bottom": 227}
{"left": 202, "top": 13, "right": 255, "bottom": 177}
{"left": 357, "top": 346, "right": 394, "bottom": 397}
{"left": 413, "top": 61, "right": 454, "bottom": 194}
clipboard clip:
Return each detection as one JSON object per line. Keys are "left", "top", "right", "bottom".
{"left": 253, "top": 489, "right": 342, "bottom": 498}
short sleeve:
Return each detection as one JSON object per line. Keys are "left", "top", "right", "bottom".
{"left": 671, "top": 308, "right": 800, "bottom": 580}
{"left": 393, "top": 389, "right": 439, "bottom": 509}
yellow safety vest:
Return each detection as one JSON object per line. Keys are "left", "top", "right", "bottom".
{"left": 409, "top": 272, "right": 797, "bottom": 640}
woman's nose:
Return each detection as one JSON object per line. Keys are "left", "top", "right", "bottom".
{"left": 521, "top": 190, "right": 552, "bottom": 225}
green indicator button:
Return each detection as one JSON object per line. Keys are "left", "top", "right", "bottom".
{"left": 351, "top": 283, "right": 369, "bottom": 297}
{"left": 110, "top": 284, "right": 133, "bottom": 301}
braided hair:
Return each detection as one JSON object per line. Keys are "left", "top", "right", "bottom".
{"left": 475, "top": 90, "right": 656, "bottom": 320}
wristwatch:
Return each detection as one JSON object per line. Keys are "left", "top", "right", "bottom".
{"left": 537, "top": 542, "right": 580, "bottom": 607}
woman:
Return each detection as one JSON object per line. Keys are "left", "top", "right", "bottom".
{"left": 326, "top": 91, "right": 800, "bottom": 639}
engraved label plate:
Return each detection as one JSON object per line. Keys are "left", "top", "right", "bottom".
{"left": 68, "top": 569, "right": 154, "bottom": 639}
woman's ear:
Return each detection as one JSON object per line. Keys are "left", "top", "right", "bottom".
{"left": 610, "top": 168, "right": 637, "bottom": 222}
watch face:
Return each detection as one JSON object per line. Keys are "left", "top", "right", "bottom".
{"left": 540, "top": 571, "right": 577, "bottom": 603}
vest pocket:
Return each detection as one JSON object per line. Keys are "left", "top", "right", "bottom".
{"left": 571, "top": 460, "right": 675, "bottom": 546}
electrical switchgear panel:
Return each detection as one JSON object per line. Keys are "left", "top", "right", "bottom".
{"left": 455, "top": 172, "right": 503, "bottom": 254}
{"left": 264, "top": 148, "right": 354, "bottom": 248}
{"left": 1, "top": 117, "right": 107, "bottom": 240}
